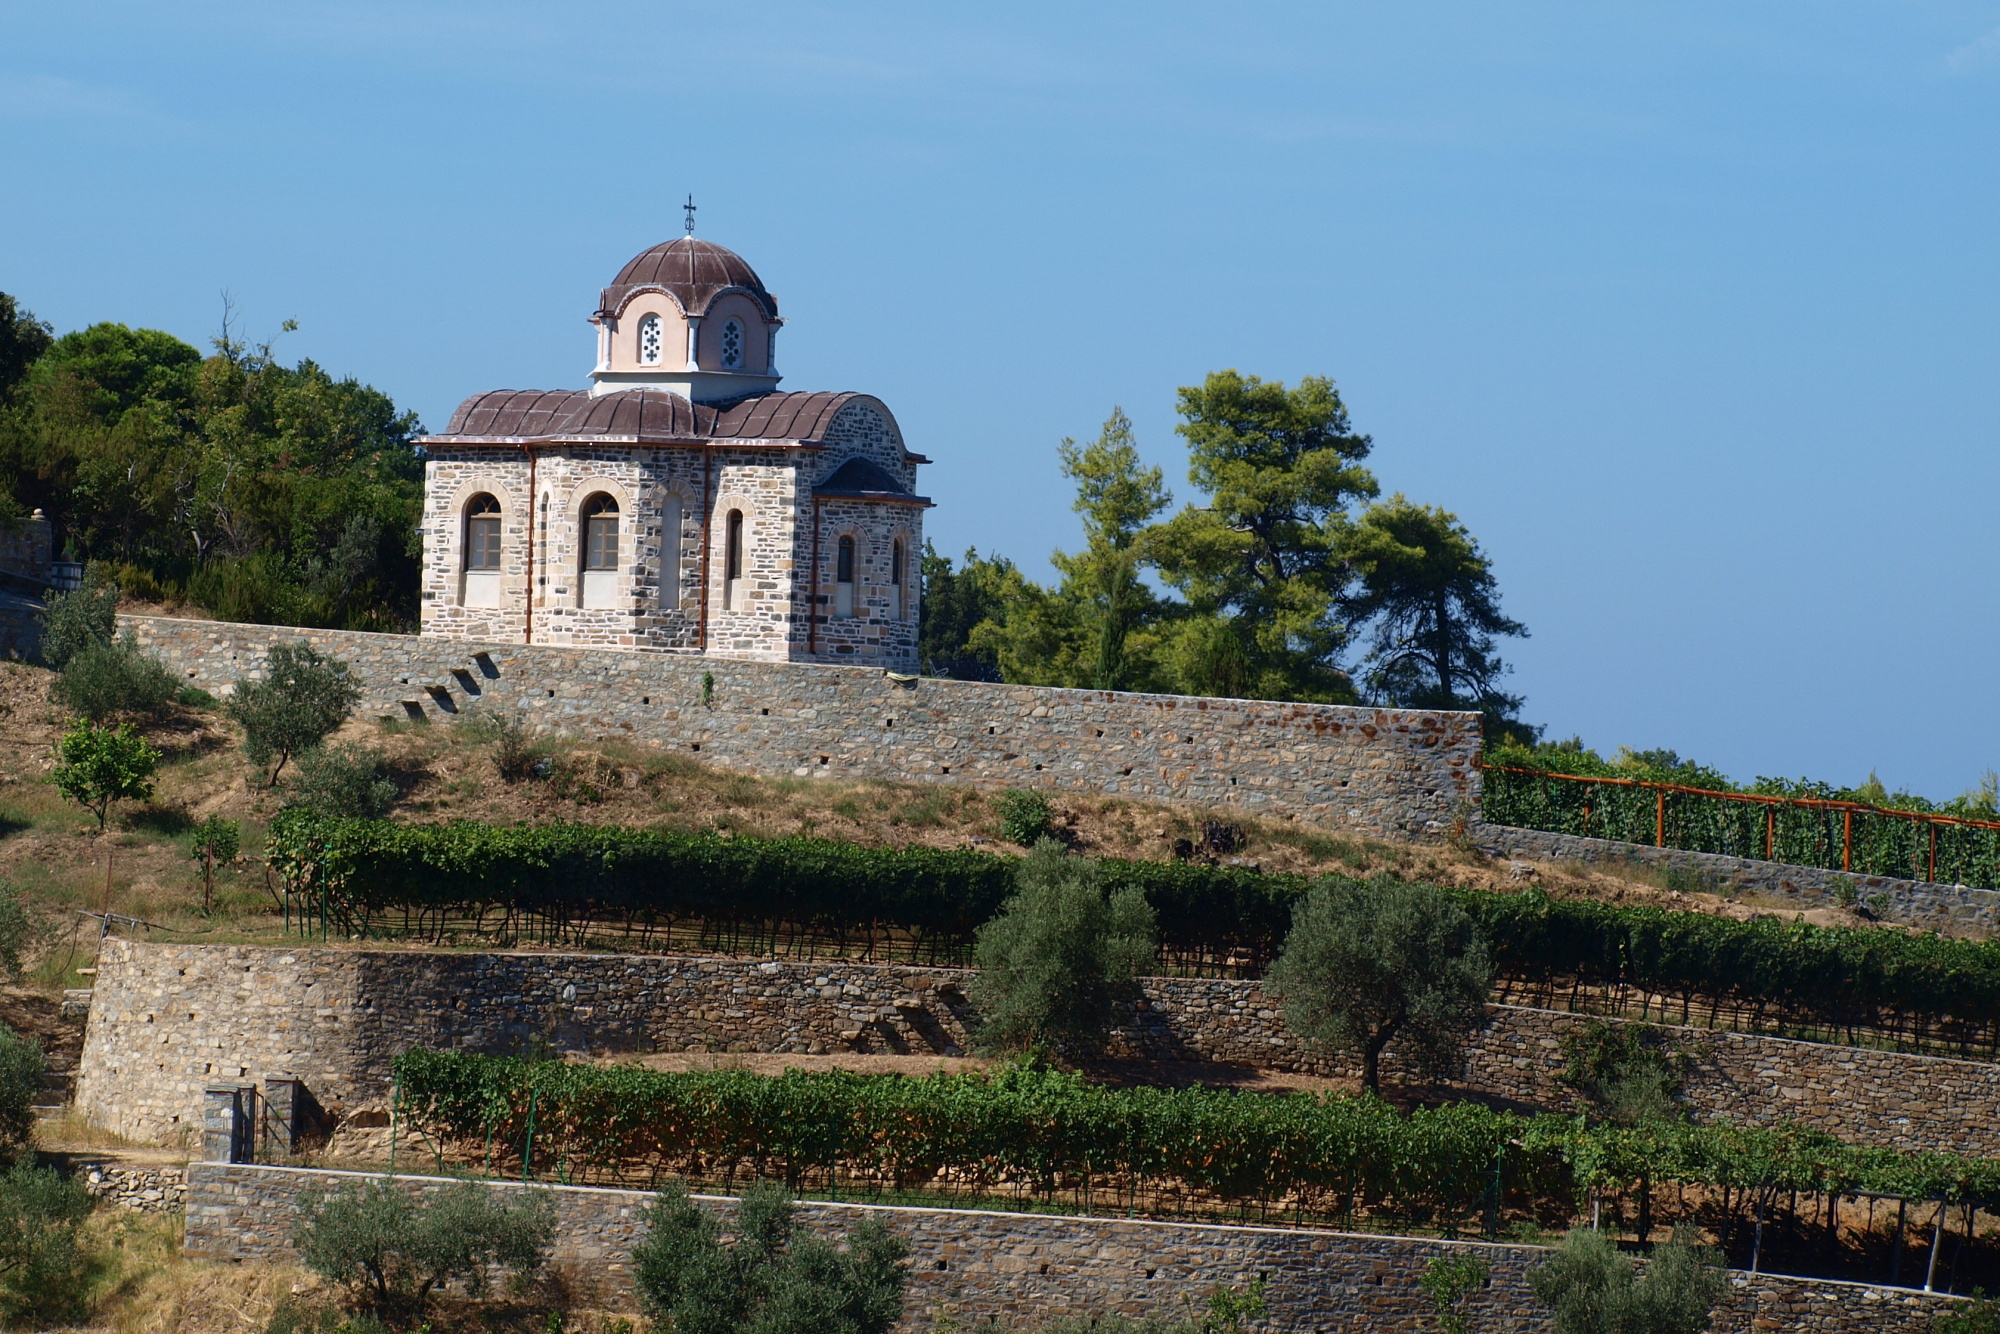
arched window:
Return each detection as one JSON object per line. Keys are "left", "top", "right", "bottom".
{"left": 835, "top": 534, "right": 856, "bottom": 617}
{"left": 581, "top": 493, "right": 619, "bottom": 608}
{"left": 638, "top": 314, "right": 663, "bottom": 366}
{"left": 660, "top": 494, "right": 683, "bottom": 611}
{"left": 721, "top": 319, "right": 744, "bottom": 370}
{"left": 890, "top": 538, "right": 906, "bottom": 621}
{"left": 462, "top": 493, "right": 502, "bottom": 608}
{"left": 724, "top": 509, "right": 745, "bottom": 610}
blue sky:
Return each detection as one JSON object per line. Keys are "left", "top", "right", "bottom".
{"left": 4, "top": 3, "right": 1997, "bottom": 796}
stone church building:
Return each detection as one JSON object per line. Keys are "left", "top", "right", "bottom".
{"left": 417, "top": 233, "right": 928, "bottom": 667}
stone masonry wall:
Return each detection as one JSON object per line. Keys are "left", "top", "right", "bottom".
{"left": 1476, "top": 823, "right": 1999, "bottom": 935}
{"left": 119, "top": 614, "right": 1477, "bottom": 833}
{"left": 182, "top": 1163, "right": 1955, "bottom": 1332}
{"left": 78, "top": 942, "right": 2000, "bottom": 1157}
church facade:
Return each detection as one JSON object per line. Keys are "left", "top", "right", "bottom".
{"left": 417, "top": 235, "right": 928, "bottom": 668}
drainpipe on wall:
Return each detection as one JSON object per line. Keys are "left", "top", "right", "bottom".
{"left": 808, "top": 496, "right": 822, "bottom": 656}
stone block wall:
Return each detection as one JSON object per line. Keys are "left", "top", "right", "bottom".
{"left": 78, "top": 942, "right": 2000, "bottom": 1157}
{"left": 119, "top": 614, "right": 1478, "bottom": 833}
{"left": 1476, "top": 824, "right": 1999, "bottom": 935}
{"left": 181, "top": 1163, "right": 1955, "bottom": 1332}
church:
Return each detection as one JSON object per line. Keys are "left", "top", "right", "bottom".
{"left": 417, "top": 226, "right": 928, "bottom": 668}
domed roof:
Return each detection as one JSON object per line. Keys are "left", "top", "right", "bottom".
{"left": 597, "top": 237, "right": 779, "bottom": 321}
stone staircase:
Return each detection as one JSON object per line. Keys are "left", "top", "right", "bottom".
{"left": 34, "top": 990, "right": 93, "bottom": 1122}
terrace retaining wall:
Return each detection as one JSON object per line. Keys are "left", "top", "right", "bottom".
{"left": 78, "top": 942, "right": 2000, "bottom": 1157}
{"left": 181, "top": 1163, "right": 1956, "bottom": 1332}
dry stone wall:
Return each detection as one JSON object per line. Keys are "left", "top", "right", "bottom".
{"left": 181, "top": 1163, "right": 1955, "bottom": 1332}
{"left": 1477, "top": 823, "right": 2000, "bottom": 935}
{"left": 119, "top": 614, "right": 1478, "bottom": 832}
{"left": 78, "top": 942, "right": 2000, "bottom": 1156}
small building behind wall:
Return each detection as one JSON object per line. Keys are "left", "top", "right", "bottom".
{"left": 418, "top": 233, "right": 929, "bottom": 669}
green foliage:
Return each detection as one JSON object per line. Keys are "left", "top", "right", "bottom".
{"left": 1937, "top": 1294, "right": 2000, "bottom": 1334}
{"left": 968, "top": 411, "right": 1174, "bottom": 692}
{"left": 268, "top": 812, "right": 2000, "bottom": 1043}
{"left": 0, "top": 1161, "right": 99, "bottom": 1328}
{"left": 188, "top": 815, "right": 242, "bottom": 910}
{"left": 0, "top": 314, "right": 423, "bottom": 630}
{"left": 227, "top": 641, "right": 362, "bottom": 785}
{"left": 0, "top": 1023, "right": 45, "bottom": 1159}
{"left": 1343, "top": 493, "right": 1529, "bottom": 733}
{"left": 971, "top": 840, "right": 1157, "bottom": 1054}
{"left": 1147, "top": 370, "right": 1378, "bottom": 703}
{"left": 291, "top": 1176, "right": 556, "bottom": 1319}
{"left": 460, "top": 711, "right": 538, "bottom": 782}
{"left": 0, "top": 886, "right": 31, "bottom": 981}
{"left": 996, "top": 790, "right": 1055, "bottom": 846}
{"left": 35, "top": 574, "right": 119, "bottom": 671}
{"left": 1266, "top": 878, "right": 1492, "bottom": 1093}
{"left": 1529, "top": 1227, "right": 1725, "bottom": 1334}
{"left": 48, "top": 717, "right": 160, "bottom": 830}
{"left": 262, "top": 1295, "right": 390, "bottom": 1334}
{"left": 633, "top": 1179, "right": 908, "bottom": 1334}
{"left": 1420, "top": 1252, "right": 1491, "bottom": 1334}
{"left": 288, "top": 743, "right": 397, "bottom": 819}
{"left": 395, "top": 1049, "right": 2000, "bottom": 1225}
{"left": 919, "top": 544, "right": 1024, "bottom": 681}
{"left": 49, "top": 632, "right": 180, "bottom": 722}
{"left": 0, "top": 293, "right": 53, "bottom": 411}
{"left": 1560, "top": 1021, "right": 1688, "bottom": 1128}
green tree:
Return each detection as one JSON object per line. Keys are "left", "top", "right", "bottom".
{"left": 0, "top": 1162, "right": 99, "bottom": 1328}
{"left": 291, "top": 1177, "right": 556, "bottom": 1322}
{"left": 632, "top": 1180, "right": 908, "bottom": 1334}
{"left": 971, "top": 840, "right": 1157, "bottom": 1054}
{"left": 35, "top": 573, "right": 120, "bottom": 672}
{"left": 1343, "top": 494, "right": 1528, "bottom": 729}
{"left": 919, "top": 544, "right": 1024, "bottom": 680}
{"left": 48, "top": 718, "right": 160, "bottom": 831}
{"left": 0, "top": 294, "right": 53, "bottom": 408}
{"left": 975, "top": 410, "right": 1173, "bottom": 691}
{"left": 1266, "top": 877, "right": 1492, "bottom": 1094}
{"left": 188, "top": 815, "right": 241, "bottom": 911}
{"left": 1529, "top": 1227, "right": 1724, "bottom": 1334}
{"left": 0, "top": 1025, "right": 46, "bottom": 1160}
{"left": 226, "top": 641, "right": 363, "bottom": 785}
{"left": 1148, "top": 371, "right": 1379, "bottom": 703}
{"left": 49, "top": 633, "right": 180, "bottom": 722}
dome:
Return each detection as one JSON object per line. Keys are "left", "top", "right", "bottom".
{"left": 596, "top": 237, "right": 779, "bottom": 321}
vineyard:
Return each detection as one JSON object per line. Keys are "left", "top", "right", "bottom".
{"left": 391, "top": 1049, "right": 2000, "bottom": 1289}
{"left": 270, "top": 812, "right": 2000, "bottom": 1056}
{"left": 1483, "top": 763, "right": 2000, "bottom": 890}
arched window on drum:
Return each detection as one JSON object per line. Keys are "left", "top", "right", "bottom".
{"left": 462, "top": 493, "right": 502, "bottom": 608}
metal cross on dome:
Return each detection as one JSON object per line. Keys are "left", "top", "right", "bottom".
{"left": 683, "top": 195, "right": 697, "bottom": 237}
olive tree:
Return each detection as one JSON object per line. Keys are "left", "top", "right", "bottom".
{"left": 971, "top": 839, "right": 1156, "bottom": 1055}
{"left": 1530, "top": 1226, "right": 1724, "bottom": 1334}
{"left": 226, "top": 641, "right": 362, "bottom": 785}
{"left": 1266, "top": 877, "right": 1491, "bottom": 1094}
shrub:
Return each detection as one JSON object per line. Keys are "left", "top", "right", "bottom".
{"left": 0, "top": 1024, "right": 46, "bottom": 1160}
{"left": 1938, "top": 1295, "right": 2000, "bottom": 1334}
{"left": 460, "top": 711, "right": 538, "bottom": 783}
{"left": 48, "top": 718, "right": 160, "bottom": 831}
{"left": 1033, "top": 1281, "right": 1267, "bottom": 1332}
{"left": 1560, "top": 1020, "right": 1688, "bottom": 1128}
{"left": 1529, "top": 1226, "right": 1724, "bottom": 1334}
{"left": 291, "top": 1176, "right": 556, "bottom": 1321}
{"left": 227, "top": 641, "right": 363, "bottom": 785}
{"left": 632, "top": 1179, "right": 907, "bottom": 1334}
{"left": 289, "top": 744, "right": 398, "bottom": 819}
{"left": 1266, "top": 877, "right": 1492, "bottom": 1094}
{"left": 971, "top": 839, "right": 1156, "bottom": 1054}
{"left": 0, "top": 1162, "right": 97, "bottom": 1327}
{"left": 48, "top": 633, "right": 179, "bottom": 722}
{"left": 1421, "top": 1253, "right": 1491, "bottom": 1334}
{"left": 997, "top": 790, "right": 1055, "bottom": 846}
{"left": 35, "top": 575, "right": 118, "bottom": 671}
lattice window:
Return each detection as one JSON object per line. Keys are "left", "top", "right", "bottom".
{"left": 639, "top": 315, "right": 663, "bottom": 366}
{"left": 584, "top": 493, "right": 620, "bottom": 571}
{"left": 721, "top": 319, "right": 743, "bottom": 370}
{"left": 465, "top": 494, "right": 502, "bottom": 571}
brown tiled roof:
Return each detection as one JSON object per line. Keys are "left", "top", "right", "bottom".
{"left": 815, "top": 456, "right": 933, "bottom": 507}
{"left": 425, "top": 389, "right": 907, "bottom": 450}
{"left": 597, "top": 238, "right": 779, "bottom": 321}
